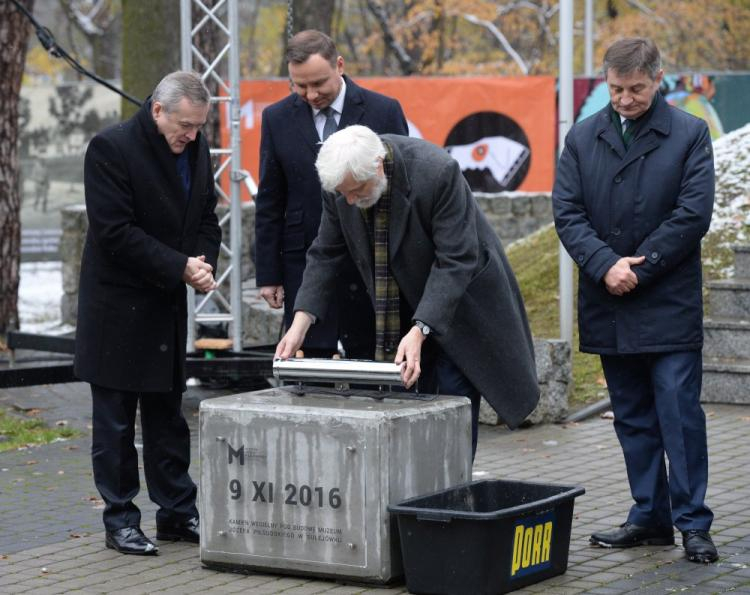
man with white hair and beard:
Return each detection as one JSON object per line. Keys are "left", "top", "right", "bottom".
{"left": 275, "top": 125, "right": 539, "bottom": 457}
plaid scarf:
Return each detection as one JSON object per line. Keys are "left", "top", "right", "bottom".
{"left": 362, "top": 144, "right": 400, "bottom": 361}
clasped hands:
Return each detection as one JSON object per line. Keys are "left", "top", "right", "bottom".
{"left": 604, "top": 255, "right": 645, "bottom": 296}
{"left": 183, "top": 255, "right": 217, "bottom": 292}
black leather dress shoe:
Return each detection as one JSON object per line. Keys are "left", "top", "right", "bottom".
{"left": 682, "top": 530, "right": 718, "bottom": 563}
{"left": 105, "top": 526, "right": 159, "bottom": 555}
{"left": 590, "top": 523, "right": 675, "bottom": 548}
{"left": 156, "top": 516, "right": 200, "bottom": 543}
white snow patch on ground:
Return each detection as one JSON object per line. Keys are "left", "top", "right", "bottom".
{"left": 711, "top": 122, "right": 750, "bottom": 238}
{"left": 18, "top": 261, "right": 71, "bottom": 334}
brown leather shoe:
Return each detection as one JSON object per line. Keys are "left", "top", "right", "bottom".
{"left": 682, "top": 530, "right": 718, "bottom": 563}
{"left": 590, "top": 523, "right": 674, "bottom": 548}
{"left": 156, "top": 516, "right": 199, "bottom": 543}
{"left": 105, "top": 526, "right": 159, "bottom": 555}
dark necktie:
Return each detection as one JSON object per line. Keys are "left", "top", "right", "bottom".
{"left": 321, "top": 106, "right": 338, "bottom": 141}
{"left": 622, "top": 118, "right": 635, "bottom": 149}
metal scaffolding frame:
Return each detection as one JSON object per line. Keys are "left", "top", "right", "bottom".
{"left": 180, "top": 0, "right": 243, "bottom": 352}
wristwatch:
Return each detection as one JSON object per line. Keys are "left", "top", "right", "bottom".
{"left": 414, "top": 320, "right": 431, "bottom": 336}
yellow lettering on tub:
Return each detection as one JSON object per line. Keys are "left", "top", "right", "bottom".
{"left": 532, "top": 523, "right": 543, "bottom": 565}
{"left": 542, "top": 521, "right": 552, "bottom": 561}
{"left": 522, "top": 527, "right": 533, "bottom": 569}
{"left": 511, "top": 525, "right": 524, "bottom": 576}
{"left": 510, "top": 518, "right": 554, "bottom": 577}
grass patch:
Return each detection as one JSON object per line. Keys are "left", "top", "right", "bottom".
{"left": 506, "top": 225, "right": 606, "bottom": 408}
{"left": 0, "top": 408, "right": 78, "bottom": 452}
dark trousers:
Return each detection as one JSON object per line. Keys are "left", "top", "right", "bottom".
{"left": 600, "top": 351, "right": 713, "bottom": 531}
{"left": 91, "top": 385, "right": 198, "bottom": 531}
{"left": 435, "top": 354, "right": 481, "bottom": 460}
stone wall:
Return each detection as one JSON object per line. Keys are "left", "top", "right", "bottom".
{"left": 474, "top": 191, "right": 553, "bottom": 246}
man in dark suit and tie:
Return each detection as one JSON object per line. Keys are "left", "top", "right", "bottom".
{"left": 255, "top": 29, "right": 408, "bottom": 358}
{"left": 553, "top": 38, "right": 717, "bottom": 563}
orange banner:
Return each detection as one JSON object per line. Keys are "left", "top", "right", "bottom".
{"left": 224, "top": 76, "right": 555, "bottom": 200}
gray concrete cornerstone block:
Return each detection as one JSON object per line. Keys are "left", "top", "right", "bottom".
{"left": 479, "top": 339, "right": 571, "bottom": 426}
{"left": 199, "top": 389, "right": 471, "bottom": 583}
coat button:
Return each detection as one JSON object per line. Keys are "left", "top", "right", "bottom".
{"left": 160, "top": 344, "right": 168, "bottom": 352}
{"left": 650, "top": 251, "right": 659, "bottom": 259}
{"left": 577, "top": 254, "right": 585, "bottom": 263}
{"left": 614, "top": 175, "right": 622, "bottom": 183}
{"left": 613, "top": 228, "right": 621, "bottom": 236}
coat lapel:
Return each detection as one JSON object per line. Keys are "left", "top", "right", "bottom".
{"left": 338, "top": 196, "right": 375, "bottom": 301}
{"left": 613, "top": 94, "right": 671, "bottom": 176}
{"left": 137, "top": 100, "right": 189, "bottom": 213}
{"left": 338, "top": 75, "right": 365, "bottom": 129}
{"left": 291, "top": 95, "right": 322, "bottom": 155}
{"left": 181, "top": 141, "right": 208, "bottom": 233}
{"left": 385, "top": 141, "right": 412, "bottom": 264}
{"left": 596, "top": 110, "right": 626, "bottom": 159}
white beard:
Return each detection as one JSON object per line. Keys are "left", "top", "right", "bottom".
{"left": 355, "top": 173, "right": 388, "bottom": 210}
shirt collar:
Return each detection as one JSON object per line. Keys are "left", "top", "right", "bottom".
{"left": 313, "top": 76, "right": 346, "bottom": 117}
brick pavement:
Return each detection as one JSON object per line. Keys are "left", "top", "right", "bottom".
{"left": 1, "top": 382, "right": 749, "bottom": 594}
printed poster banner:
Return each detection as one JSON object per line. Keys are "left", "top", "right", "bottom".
{"left": 222, "top": 76, "right": 556, "bottom": 200}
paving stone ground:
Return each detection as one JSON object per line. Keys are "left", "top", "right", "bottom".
{"left": 1, "top": 380, "right": 749, "bottom": 594}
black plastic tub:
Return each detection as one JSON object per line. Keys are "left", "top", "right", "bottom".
{"left": 388, "top": 479, "right": 585, "bottom": 595}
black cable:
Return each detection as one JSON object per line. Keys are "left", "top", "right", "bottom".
{"left": 9, "top": 0, "right": 142, "bottom": 107}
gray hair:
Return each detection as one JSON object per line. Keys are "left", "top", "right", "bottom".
{"left": 315, "top": 125, "right": 386, "bottom": 193}
{"left": 152, "top": 71, "right": 210, "bottom": 112}
{"left": 603, "top": 37, "right": 661, "bottom": 79}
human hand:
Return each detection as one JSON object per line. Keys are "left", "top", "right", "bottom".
{"left": 275, "top": 311, "right": 313, "bottom": 359}
{"left": 183, "top": 255, "right": 217, "bottom": 292}
{"left": 395, "top": 326, "right": 425, "bottom": 389}
{"left": 604, "top": 256, "right": 645, "bottom": 296}
{"left": 260, "top": 285, "right": 284, "bottom": 309}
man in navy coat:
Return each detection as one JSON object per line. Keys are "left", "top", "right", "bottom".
{"left": 75, "top": 72, "right": 221, "bottom": 555}
{"left": 254, "top": 29, "right": 408, "bottom": 358}
{"left": 553, "top": 38, "right": 717, "bottom": 563}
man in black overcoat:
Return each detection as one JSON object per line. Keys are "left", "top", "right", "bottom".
{"left": 255, "top": 29, "right": 408, "bottom": 359}
{"left": 275, "top": 125, "right": 539, "bottom": 458}
{"left": 553, "top": 38, "right": 717, "bottom": 563}
{"left": 75, "top": 71, "right": 221, "bottom": 555}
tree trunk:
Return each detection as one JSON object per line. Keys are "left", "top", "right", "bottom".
{"left": 120, "top": 0, "right": 180, "bottom": 120}
{"left": 278, "top": 0, "right": 336, "bottom": 76}
{"left": 0, "top": 0, "right": 34, "bottom": 336}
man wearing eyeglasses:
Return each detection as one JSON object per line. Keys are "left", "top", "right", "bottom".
{"left": 75, "top": 71, "right": 221, "bottom": 555}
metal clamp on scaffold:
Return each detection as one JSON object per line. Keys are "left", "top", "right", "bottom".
{"left": 272, "top": 358, "right": 403, "bottom": 386}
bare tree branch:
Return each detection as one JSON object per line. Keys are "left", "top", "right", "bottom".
{"left": 59, "top": 0, "right": 114, "bottom": 37}
{"left": 461, "top": 13, "right": 529, "bottom": 75}
{"left": 626, "top": 0, "right": 668, "bottom": 24}
{"left": 365, "top": 0, "right": 415, "bottom": 75}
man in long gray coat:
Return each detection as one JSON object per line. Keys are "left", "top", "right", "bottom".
{"left": 553, "top": 38, "right": 717, "bottom": 563}
{"left": 275, "top": 125, "right": 539, "bottom": 457}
